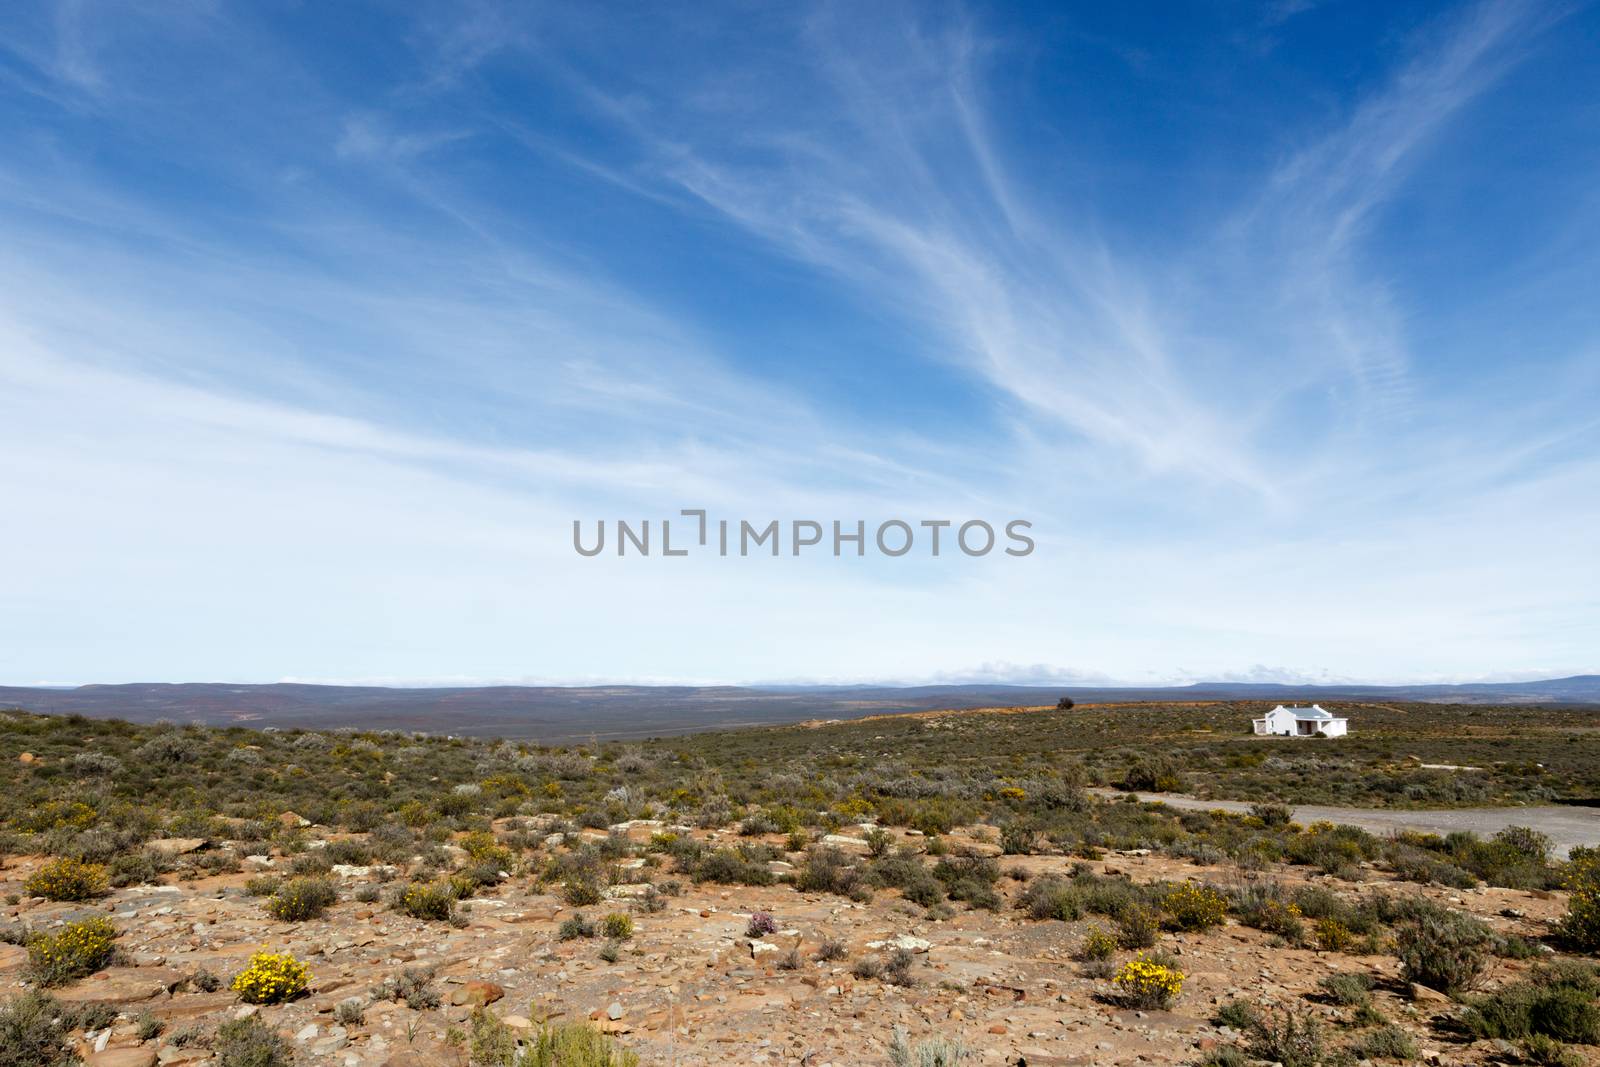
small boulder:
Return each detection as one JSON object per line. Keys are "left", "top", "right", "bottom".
{"left": 450, "top": 981, "right": 505, "bottom": 1008}
{"left": 1408, "top": 982, "right": 1453, "bottom": 1005}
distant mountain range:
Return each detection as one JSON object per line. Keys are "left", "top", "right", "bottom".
{"left": 2, "top": 676, "right": 1598, "bottom": 741}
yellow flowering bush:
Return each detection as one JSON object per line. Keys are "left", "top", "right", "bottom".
{"left": 1079, "top": 926, "right": 1118, "bottom": 961}
{"left": 26, "top": 916, "right": 118, "bottom": 986}
{"left": 23, "top": 857, "right": 109, "bottom": 901}
{"left": 394, "top": 881, "right": 456, "bottom": 921}
{"left": 1160, "top": 881, "right": 1228, "bottom": 931}
{"left": 1315, "top": 917, "right": 1354, "bottom": 952}
{"left": 231, "top": 950, "right": 311, "bottom": 1004}
{"left": 1111, "top": 954, "right": 1185, "bottom": 1009}
{"left": 1557, "top": 846, "right": 1600, "bottom": 951}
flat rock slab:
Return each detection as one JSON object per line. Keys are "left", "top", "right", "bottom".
{"left": 57, "top": 967, "right": 185, "bottom": 1006}
{"left": 85, "top": 1049, "right": 158, "bottom": 1067}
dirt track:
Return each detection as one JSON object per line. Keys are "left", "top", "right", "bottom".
{"left": 1095, "top": 789, "right": 1600, "bottom": 858}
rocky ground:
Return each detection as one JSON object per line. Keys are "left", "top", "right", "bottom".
{"left": 1, "top": 818, "right": 1589, "bottom": 1067}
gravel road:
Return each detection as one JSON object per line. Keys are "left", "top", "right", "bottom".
{"left": 1094, "top": 789, "right": 1600, "bottom": 858}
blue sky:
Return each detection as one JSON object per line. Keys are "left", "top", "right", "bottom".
{"left": 1, "top": 1, "right": 1597, "bottom": 687}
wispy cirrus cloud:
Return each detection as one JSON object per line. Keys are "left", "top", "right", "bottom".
{"left": 0, "top": 0, "right": 1595, "bottom": 687}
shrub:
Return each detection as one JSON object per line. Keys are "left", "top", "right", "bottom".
{"left": 882, "top": 947, "right": 917, "bottom": 987}
{"left": 816, "top": 938, "right": 847, "bottom": 962}
{"left": 1318, "top": 971, "right": 1373, "bottom": 1007}
{"left": 1394, "top": 909, "right": 1490, "bottom": 993}
{"left": 598, "top": 939, "right": 621, "bottom": 963}
{"left": 1557, "top": 846, "right": 1600, "bottom": 951}
{"left": 1120, "top": 754, "right": 1185, "bottom": 792}
{"left": 0, "top": 991, "right": 78, "bottom": 1067}
{"left": 214, "top": 1015, "right": 295, "bottom": 1067}
{"left": 1349, "top": 1025, "right": 1417, "bottom": 1060}
{"left": 266, "top": 877, "right": 337, "bottom": 922}
{"left": 1462, "top": 981, "right": 1600, "bottom": 1045}
{"left": 1250, "top": 802, "right": 1293, "bottom": 827}
{"left": 1494, "top": 826, "right": 1554, "bottom": 864}
{"left": 393, "top": 882, "right": 456, "bottom": 922}
{"left": 1078, "top": 927, "right": 1117, "bottom": 961}
{"left": 371, "top": 967, "right": 439, "bottom": 1009}
{"left": 108, "top": 848, "right": 174, "bottom": 888}
{"left": 1020, "top": 875, "right": 1082, "bottom": 921}
{"left": 999, "top": 823, "right": 1038, "bottom": 856}
{"left": 746, "top": 912, "right": 778, "bottom": 938}
{"left": 889, "top": 1026, "right": 969, "bottom": 1066}
{"left": 1110, "top": 954, "right": 1183, "bottom": 1009}
{"left": 559, "top": 913, "right": 596, "bottom": 941}
{"left": 518, "top": 1019, "right": 639, "bottom": 1067}
{"left": 1213, "top": 999, "right": 1261, "bottom": 1031}
{"left": 682, "top": 845, "right": 769, "bottom": 886}
{"left": 1159, "top": 882, "right": 1228, "bottom": 931}
{"left": 1116, "top": 903, "right": 1158, "bottom": 949}
{"left": 244, "top": 875, "right": 282, "bottom": 897}
{"left": 563, "top": 877, "right": 604, "bottom": 907}
{"left": 1314, "top": 917, "right": 1354, "bottom": 952}
{"left": 1519, "top": 1034, "right": 1584, "bottom": 1067}
{"left": 1246, "top": 1006, "right": 1326, "bottom": 1067}
{"left": 794, "top": 846, "right": 862, "bottom": 896}
{"left": 601, "top": 913, "right": 634, "bottom": 940}
{"left": 26, "top": 916, "right": 118, "bottom": 986}
{"left": 231, "top": 950, "right": 311, "bottom": 1004}
{"left": 23, "top": 858, "right": 108, "bottom": 901}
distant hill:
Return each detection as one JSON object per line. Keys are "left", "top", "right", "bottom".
{"left": 1, "top": 675, "right": 1597, "bottom": 741}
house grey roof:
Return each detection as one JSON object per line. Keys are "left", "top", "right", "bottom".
{"left": 1279, "top": 704, "right": 1335, "bottom": 719}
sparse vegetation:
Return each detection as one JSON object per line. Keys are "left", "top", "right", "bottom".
{"left": 0, "top": 701, "right": 1596, "bottom": 1065}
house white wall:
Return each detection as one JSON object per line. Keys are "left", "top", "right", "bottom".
{"left": 1253, "top": 704, "right": 1348, "bottom": 737}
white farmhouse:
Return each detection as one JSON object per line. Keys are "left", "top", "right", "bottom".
{"left": 1252, "top": 704, "right": 1347, "bottom": 738}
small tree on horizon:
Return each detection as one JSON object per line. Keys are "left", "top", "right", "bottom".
{"left": 1056, "top": 696, "right": 1076, "bottom": 711}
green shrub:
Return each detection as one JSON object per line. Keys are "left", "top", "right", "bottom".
{"left": 370, "top": 966, "right": 439, "bottom": 1010}
{"left": 888, "top": 1026, "right": 969, "bottom": 1066}
{"left": 795, "top": 846, "right": 861, "bottom": 896}
{"left": 214, "top": 1015, "right": 295, "bottom": 1067}
{"left": 1394, "top": 909, "right": 1490, "bottom": 994}
{"left": 1249, "top": 802, "right": 1293, "bottom": 827}
{"left": 1318, "top": 972, "right": 1373, "bottom": 1007}
{"left": 266, "top": 877, "right": 337, "bottom": 921}
{"left": 1019, "top": 875, "right": 1082, "bottom": 921}
{"left": 519, "top": 1019, "right": 640, "bottom": 1067}
{"left": 0, "top": 990, "right": 78, "bottom": 1067}
{"left": 244, "top": 875, "right": 282, "bottom": 897}
{"left": 1116, "top": 903, "right": 1158, "bottom": 949}
{"left": 1246, "top": 1006, "right": 1326, "bottom": 1067}
{"left": 392, "top": 882, "right": 456, "bottom": 922}
{"left": 559, "top": 913, "right": 596, "bottom": 941}
{"left": 1120, "top": 755, "right": 1185, "bottom": 792}
{"left": 1348, "top": 1025, "right": 1417, "bottom": 1060}
{"left": 1462, "top": 981, "right": 1600, "bottom": 1045}
{"left": 601, "top": 913, "right": 634, "bottom": 940}
{"left": 1212, "top": 999, "right": 1261, "bottom": 1031}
